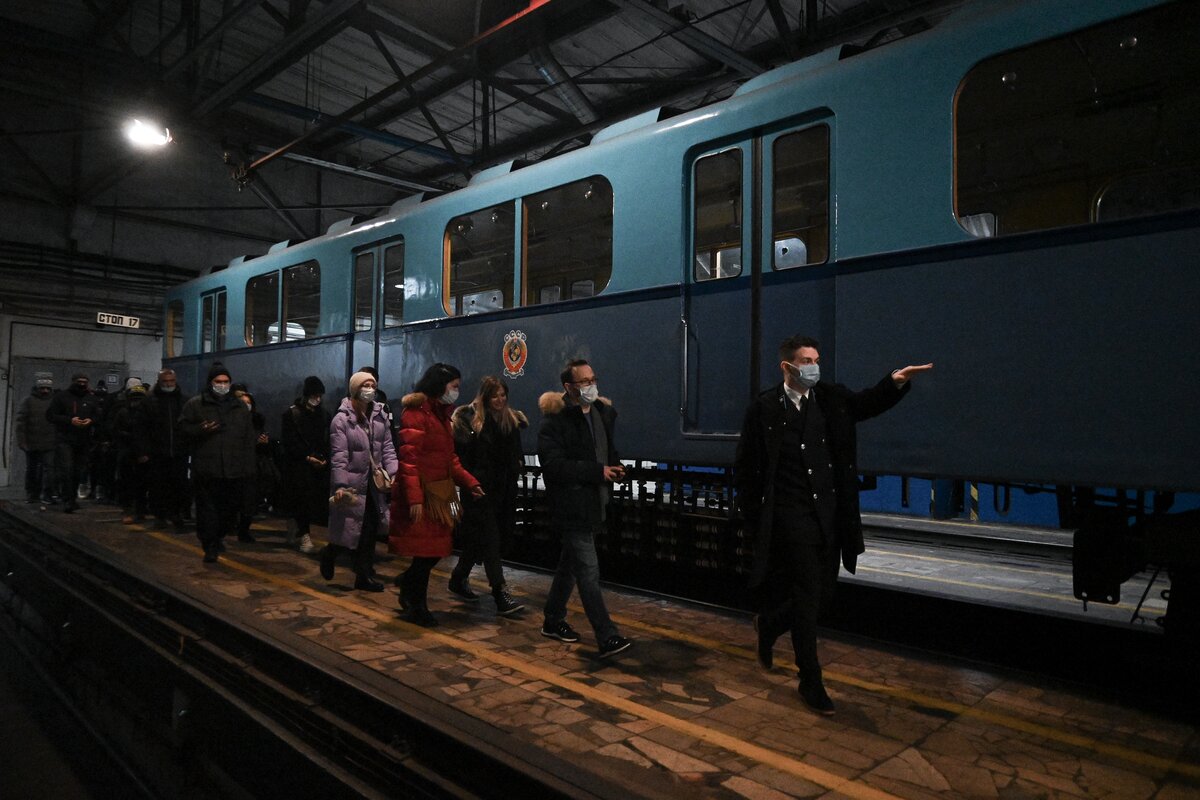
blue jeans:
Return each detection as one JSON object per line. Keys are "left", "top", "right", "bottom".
{"left": 543, "top": 523, "right": 618, "bottom": 643}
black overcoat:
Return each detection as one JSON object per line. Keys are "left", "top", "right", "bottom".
{"left": 734, "top": 376, "right": 909, "bottom": 587}
{"left": 537, "top": 391, "right": 618, "bottom": 529}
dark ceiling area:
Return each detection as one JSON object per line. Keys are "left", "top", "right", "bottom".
{"left": 0, "top": 0, "right": 960, "bottom": 324}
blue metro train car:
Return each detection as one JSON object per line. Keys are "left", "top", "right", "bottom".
{"left": 163, "top": 0, "right": 1199, "bottom": 538}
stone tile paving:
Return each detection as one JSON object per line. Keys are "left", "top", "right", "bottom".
{"left": 9, "top": 501, "right": 1199, "bottom": 800}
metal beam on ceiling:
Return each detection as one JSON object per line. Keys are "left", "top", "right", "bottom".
{"left": 191, "top": 0, "right": 362, "bottom": 117}
{"left": 604, "top": 0, "right": 765, "bottom": 78}
{"left": 765, "top": 0, "right": 799, "bottom": 60}
{"left": 162, "top": 0, "right": 263, "bottom": 79}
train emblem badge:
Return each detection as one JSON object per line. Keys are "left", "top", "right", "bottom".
{"left": 502, "top": 330, "right": 528, "bottom": 378}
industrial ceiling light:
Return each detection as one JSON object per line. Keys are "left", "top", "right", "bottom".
{"left": 125, "top": 119, "right": 172, "bottom": 148}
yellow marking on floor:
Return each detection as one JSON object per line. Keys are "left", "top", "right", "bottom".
{"left": 141, "top": 527, "right": 1197, "bottom": 782}
{"left": 143, "top": 530, "right": 901, "bottom": 800}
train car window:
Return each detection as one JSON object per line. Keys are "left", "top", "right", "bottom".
{"left": 354, "top": 253, "right": 374, "bottom": 332}
{"left": 522, "top": 176, "right": 614, "bottom": 306}
{"left": 693, "top": 149, "right": 743, "bottom": 281}
{"left": 955, "top": 2, "right": 1200, "bottom": 236}
{"left": 383, "top": 243, "right": 405, "bottom": 327}
{"left": 200, "top": 290, "right": 226, "bottom": 352}
{"left": 282, "top": 261, "right": 320, "bottom": 341}
{"left": 446, "top": 204, "right": 514, "bottom": 316}
{"left": 244, "top": 271, "right": 278, "bottom": 346}
{"left": 165, "top": 300, "right": 184, "bottom": 357}
{"left": 772, "top": 125, "right": 829, "bottom": 268}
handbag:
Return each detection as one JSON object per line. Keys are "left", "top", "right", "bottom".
{"left": 421, "top": 478, "right": 461, "bottom": 526}
{"left": 362, "top": 423, "right": 393, "bottom": 492}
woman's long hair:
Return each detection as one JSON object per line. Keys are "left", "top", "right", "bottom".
{"left": 470, "top": 375, "right": 520, "bottom": 434}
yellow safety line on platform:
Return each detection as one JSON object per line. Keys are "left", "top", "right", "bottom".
{"left": 143, "top": 530, "right": 901, "bottom": 800}
{"left": 142, "top": 529, "right": 1197, "bottom": 782}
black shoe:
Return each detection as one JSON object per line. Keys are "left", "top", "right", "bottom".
{"left": 354, "top": 576, "right": 385, "bottom": 592}
{"left": 448, "top": 575, "right": 479, "bottom": 601}
{"left": 237, "top": 530, "right": 255, "bottom": 543}
{"left": 541, "top": 621, "right": 580, "bottom": 643}
{"left": 754, "top": 615, "right": 775, "bottom": 670}
{"left": 319, "top": 547, "right": 335, "bottom": 581}
{"left": 203, "top": 546, "right": 219, "bottom": 564}
{"left": 492, "top": 585, "right": 525, "bottom": 616}
{"left": 799, "top": 680, "right": 836, "bottom": 716}
{"left": 400, "top": 605, "right": 438, "bottom": 627}
{"left": 598, "top": 635, "right": 633, "bottom": 659}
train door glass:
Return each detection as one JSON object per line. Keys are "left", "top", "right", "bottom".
{"left": 383, "top": 243, "right": 405, "bottom": 326}
{"left": 683, "top": 143, "right": 751, "bottom": 435}
{"left": 200, "top": 289, "right": 226, "bottom": 353}
{"left": 350, "top": 239, "right": 404, "bottom": 377}
{"left": 165, "top": 300, "right": 184, "bottom": 357}
{"left": 770, "top": 124, "right": 829, "bottom": 268}
{"left": 354, "top": 253, "right": 374, "bottom": 331}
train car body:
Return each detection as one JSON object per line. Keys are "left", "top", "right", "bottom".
{"left": 163, "top": 0, "right": 1200, "bottom": 513}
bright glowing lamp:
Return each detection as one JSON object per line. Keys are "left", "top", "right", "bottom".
{"left": 125, "top": 119, "right": 172, "bottom": 148}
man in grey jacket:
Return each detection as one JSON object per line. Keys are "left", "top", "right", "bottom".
{"left": 179, "top": 364, "right": 256, "bottom": 563}
{"left": 16, "top": 376, "right": 55, "bottom": 503}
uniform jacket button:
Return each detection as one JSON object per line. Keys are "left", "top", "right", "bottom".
{"left": 807, "top": 468, "right": 813, "bottom": 475}
{"left": 800, "top": 444, "right": 806, "bottom": 450}
{"left": 812, "top": 492, "right": 819, "bottom": 500}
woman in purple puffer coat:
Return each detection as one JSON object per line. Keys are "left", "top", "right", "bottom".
{"left": 319, "top": 371, "right": 398, "bottom": 592}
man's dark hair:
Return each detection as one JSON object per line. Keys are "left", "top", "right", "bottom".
{"left": 778, "top": 335, "right": 820, "bottom": 363}
{"left": 414, "top": 363, "right": 461, "bottom": 398}
{"left": 560, "top": 358, "right": 590, "bottom": 386}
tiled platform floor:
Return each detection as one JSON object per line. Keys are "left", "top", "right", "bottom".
{"left": 4, "top": 499, "right": 1197, "bottom": 800}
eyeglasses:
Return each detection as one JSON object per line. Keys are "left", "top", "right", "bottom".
{"left": 570, "top": 377, "right": 598, "bottom": 387}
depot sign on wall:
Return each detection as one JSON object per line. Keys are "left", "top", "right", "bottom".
{"left": 96, "top": 312, "right": 140, "bottom": 329}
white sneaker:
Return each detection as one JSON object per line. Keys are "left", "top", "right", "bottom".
{"left": 77, "top": 483, "right": 89, "bottom": 499}
{"left": 297, "top": 533, "right": 316, "bottom": 554}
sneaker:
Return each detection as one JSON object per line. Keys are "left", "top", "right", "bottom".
{"left": 540, "top": 621, "right": 580, "bottom": 643}
{"left": 799, "top": 681, "right": 836, "bottom": 716}
{"left": 448, "top": 575, "right": 479, "bottom": 601}
{"left": 598, "top": 635, "right": 633, "bottom": 659}
{"left": 492, "top": 585, "right": 525, "bottom": 616}
{"left": 297, "top": 533, "right": 316, "bottom": 554}
{"left": 77, "top": 484, "right": 89, "bottom": 500}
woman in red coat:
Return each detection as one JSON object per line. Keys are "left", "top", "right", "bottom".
{"left": 390, "top": 363, "right": 483, "bottom": 626}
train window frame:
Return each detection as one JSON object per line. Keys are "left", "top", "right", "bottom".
{"left": 200, "top": 289, "right": 227, "bottom": 353}
{"left": 353, "top": 252, "right": 374, "bottom": 332}
{"left": 444, "top": 203, "right": 515, "bottom": 317}
{"left": 769, "top": 123, "right": 830, "bottom": 270}
{"left": 692, "top": 147, "right": 744, "bottom": 282}
{"left": 521, "top": 175, "right": 614, "bottom": 307}
{"left": 282, "top": 261, "right": 320, "bottom": 341}
{"left": 165, "top": 299, "right": 184, "bottom": 357}
{"left": 953, "top": 2, "right": 1200, "bottom": 237}
{"left": 383, "top": 242, "right": 405, "bottom": 327}
{"left": 244, "top": 270, "right": 279, "bottom": 346}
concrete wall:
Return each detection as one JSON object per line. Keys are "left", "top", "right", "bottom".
{"left": 0, "top": 314, "right": 164, "bottom": 487}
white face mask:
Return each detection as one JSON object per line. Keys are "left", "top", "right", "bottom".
{"left": 211, "top": 383, "right": 230, "bottom": 396}
{"left": 441, "top": 388, "right": 459, "bottom": 405}
{"left": 358, "top": 388, "right": 376, "bottom": 403}
{"left": 787, "top": 362, "right": 820, "bottom": 389}
{"left": 578, "top": 384, "right": 599, "bottom": 405}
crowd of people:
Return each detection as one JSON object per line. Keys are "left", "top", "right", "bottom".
{"left": 14, "top": 342, "right": 930, "bottom": 713}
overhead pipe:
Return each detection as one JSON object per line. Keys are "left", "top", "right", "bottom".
{"left": 530, "top": 44, "right": 598, "bottom": 125}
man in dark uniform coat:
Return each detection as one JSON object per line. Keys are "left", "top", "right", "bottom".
{"left": 734, "top": 335, "right": 932, "bottom": 714}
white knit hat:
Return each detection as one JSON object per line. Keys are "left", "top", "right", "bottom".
{"left": 348, "top": 371, "right": 375, "bottom": 398}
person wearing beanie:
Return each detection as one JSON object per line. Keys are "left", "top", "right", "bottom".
{"left": 281, "top": 376, "right": 331, "bottom": 554}
{"left": 179, "top": 364, "right": 256, "bottom": 563}
{"left": 46, "top": 373, "right": 100, "bottom": 512}
{"left": 111, "top": 383, "right": 150, "bottom": 524}
{"left": 321, "top": 372, "right": 398, "bottom": 591}
{"left": 16, "top": 376, "right": 56, "bottom": 503}
{"left": 135, "top": 368, "right": 189, "bottom": 530}
{"left": 358, "top": 365, "right": 397, "bottom": 446}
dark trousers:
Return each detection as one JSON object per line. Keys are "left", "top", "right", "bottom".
{"left": 194, "top": 476, "right": 243, "bottom": 547}
{"left": 327, "top": 494, "right": 380, "bottom": 578}
{"left": 758, "top": 504, "right": 841, "bottom": 682}
{"left": 23, "top": 449, "right": 53, "bottom": 500}
{"left": 451, "top": 493, "right": 511, "bottom": 589}
{"left": 401, "top": 556, "right": 439, "bottom": 604}
{"left": 117, "top": 449, "right": 149, "bottom": 516}
{"left": 54, "top": 442, "right": 89, "bottom": 506}
{"left": 544, "top": 523, "right": 619, "bottom": 643}
{"left": 149, "top": 454, "right": 190, "bottom": 520}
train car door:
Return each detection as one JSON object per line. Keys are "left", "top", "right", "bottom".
{"left": 682, "top": 140, "right": 753, "bottom": 436}
{"left": 347, "top": 238, "right": 406, "bottom": 379}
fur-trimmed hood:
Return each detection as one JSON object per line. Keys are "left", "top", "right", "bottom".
{"left": 451, "top": 403, "right": 528, "bottom": 441}
{"left": 401, "top": 391, "right": 428, "bottom": 409}
{"left": 537, "top": 391, "right": 613, "bottom": 416}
